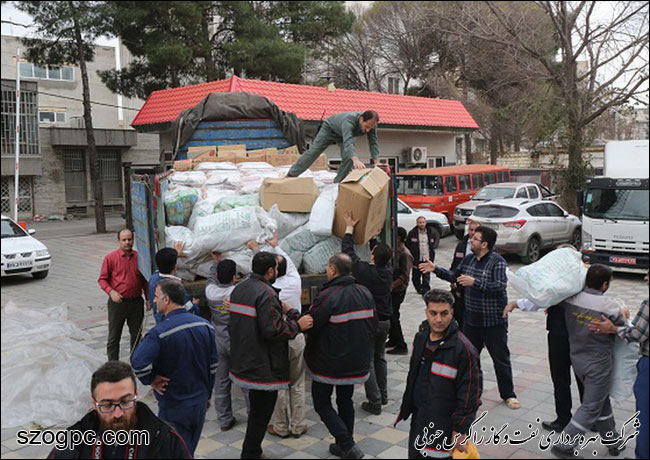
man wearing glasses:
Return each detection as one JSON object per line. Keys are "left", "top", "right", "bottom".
{"left": 132, "top": 279, "right": 219, "bottom": 456}
{"left": 47, "top": 361, "right": 191, "bottom": 459}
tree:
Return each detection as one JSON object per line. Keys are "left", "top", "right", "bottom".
{"left": 17, "top": 1, "right": 110, "bottom": 233}
{"left": 453, "top": 1, "right": 649, "bottom": 211}
{"left": 100, "top": 1, "right": 353, "bottom": 99}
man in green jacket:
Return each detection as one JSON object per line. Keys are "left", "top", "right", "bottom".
{"left": 287, "top": 110, "right": 380, "bottom": 182}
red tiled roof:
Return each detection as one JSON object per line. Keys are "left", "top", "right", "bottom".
{"left": 132, "top": 75, "right": 479, "bottom": 129}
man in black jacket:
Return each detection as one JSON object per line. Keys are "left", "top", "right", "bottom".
{"left": 395, "top": 290, "right": 482, "bottom": 459}
{"left": 342, "top": 212, "right": 393, "bottom": 416}
{"left": 406, "top": 217, "right": 437, "bottom": 295}
{"left": 305, "top": 253, "right": 377, "bottom": 460}
{"left": 229, "top": 252, "right": 313, "bottom": 459}
{"left": 47, "top": 361, "right": 191, "bottom": 459}
{"left": 449, "top": 219, "right": 480, "bottom": 331}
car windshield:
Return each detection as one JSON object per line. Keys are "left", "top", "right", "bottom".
{"left": 584, "top": 188, "right": 649, "bottom": 221}
{"left": 473, "top": 205, "right": 520, "bottom": 218}
{"left": 1, "top": 219, "right": 27, "bottom": 238}
{"left": 473, "top": 187, "right": 517, "bottom": 201}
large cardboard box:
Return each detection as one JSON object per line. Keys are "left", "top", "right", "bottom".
{"left": 188, "top": 145, "right": 217, "bottom": 159}
{"left": 235, "top": 151, "right": 268, "bottom": 164}
{"left": 280, "top": 145, "right": 300, "bottom": 156}
{"left": 310, "top": 154, "right": 329, "bottom": 171}
{"left": 333, "top": 168, "right": 390, "bottom": 244}
{"left": 248, "top": 148, "right": 278, "bottom": 157}
{"left": 173, "top": 160, "right": 193, "bottom": 171}
{"left": 218, "top": 144, "right": 247, "bottom": 156}
{"left": 260, "top": 177, "right": 319, "bottom": 213}
{"left": 266, "top": 153, "right": 301, "bottom": 167}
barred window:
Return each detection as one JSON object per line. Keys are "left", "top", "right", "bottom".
{"left": 1, "top": 80, "right": 40, "bottom": 156}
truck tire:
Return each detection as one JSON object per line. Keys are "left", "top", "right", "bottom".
{"left": 522, "top": 237, "right": 541, "bottom": 264}
{"left": 427, "top": 225, "right": 441, "bottom": 249}
{"left": 453, "top": 228, "right": 465, "bottom": 240}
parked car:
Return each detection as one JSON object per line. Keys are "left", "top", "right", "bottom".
{"left": 469, "top": 199, "right": 581, "bottom": 264}
{"left": 453, "top": 182, "right": 556, "bottom": 238}
{"left": 397, "top": 199, "right": 450, "bottom": 249}
{"left": 1, "top": 215, "right": 51, "bottom": 279}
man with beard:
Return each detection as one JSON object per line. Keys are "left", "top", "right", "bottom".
{"left": 47, "top": 361, "right": 191, "bottom": 459}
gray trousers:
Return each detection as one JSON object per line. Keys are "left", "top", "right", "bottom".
{"left": 557, "top": 365, "right": 618, "bottom": 452}
{"left": 270, "top": 334, "right": 307, "bottom": 436}
{"left": 287, "top": 126, "right": 354, "bottom": 183}
{"left": 364, "top": 320, "right": 391, "bottom": 407}
{"left": 107, "top": 297, "right": 144, "bottom": 361}
{"left": 214, "top": 341, "right": 249, "bottom": 428}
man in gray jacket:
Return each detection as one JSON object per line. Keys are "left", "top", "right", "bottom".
{"left": 551, "top": 264, "right": 626, "bottom": 459}
{"left": 206, "top": 258, "right": 248, "bottom": 432}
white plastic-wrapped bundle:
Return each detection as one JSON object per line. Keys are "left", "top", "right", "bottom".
{"left": 170, "top": 171, "right": 206, "bottom": 187}
{"left": 308, "top": 184, "right": 338, "bottom": 236}
{"left": 164, "top": 187, "right": 200, "bottom": 226}
{"left": 237, "top": 162, "right": 274, "bottom": 171}
{"left": 303, "top": 237, "right": 343, "bottom": 274}
{"left": 268, "top": 204, "right": 310, "bottom": 239}
{"left": 205, "top": 171, "right": 237, "bottom": 186}
{"left": 188, "top": 199, "right": 219, "bottom": 230}
{"left": 280, "top": 225, "right": 328, "bottom": 254}
{"left": 508, "top": 247, "right": 587, "bottom": 308}
{"left": 165, "top": 225, "right": 201, "bottom": 259}
{"left": 215, "top": 193, "right": 260, "bottom": 211}
{"left": 202, "top": 187, "right": 239, "bottom": 201}
{"left": 194, "top": 161, "right": 237, "bottom": 171}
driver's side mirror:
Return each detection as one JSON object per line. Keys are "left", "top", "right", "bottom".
{"left": 28, "top": 229, "right": 36, "bottom": 235}
{"left": 563, "top": 212, "right": 569, "bottom": 218}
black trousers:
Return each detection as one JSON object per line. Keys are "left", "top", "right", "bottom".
{"left": 411, "top": 268, "right": 430, "bottom": 295}
{"left": 451, "top": 289, "right": 465, "bottom": 332}
{"left": 388, "top": 290, "right": 407, "bottom": 349}
{"left": 463, "top": 323, "right": 516, "bottom": 400}
{"left": 107, "top": 297, "right": 144, "bottom": 361}
{"left": 242, "top": 389, "right": 277, "bottom": 459}
{"left": 548, "top": 333, "right": 585, "bottom": 425}
{"left": 311, "top": 382, "right": 355, "bottom": 451}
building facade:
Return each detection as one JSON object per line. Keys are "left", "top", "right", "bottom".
{"left": 1, "top": 35, "right": 159, "bottom": 218}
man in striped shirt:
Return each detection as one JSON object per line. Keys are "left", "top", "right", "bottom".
{"left": 131, "top": 279, "right": 218, "bottom": 456}
{"left": 420, "top": 226, "right": 520, "bottom": 410}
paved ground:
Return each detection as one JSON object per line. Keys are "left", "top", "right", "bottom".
{"left": 1, "top": 217, "right": 644, "bottom": 459}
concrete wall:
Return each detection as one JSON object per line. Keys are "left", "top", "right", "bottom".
{"left": 33, "top": 128, "right": 66, "bottom": 216}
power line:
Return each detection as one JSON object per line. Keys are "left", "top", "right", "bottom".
{"left": 34, "top": 90, "right": 143, "bottom": 111}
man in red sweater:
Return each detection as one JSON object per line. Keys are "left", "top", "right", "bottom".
{"left": 98, "top": 228, "right": 148, "bottom": 361}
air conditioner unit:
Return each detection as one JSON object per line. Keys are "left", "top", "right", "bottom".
{"left": 407, "top": 146, "right": 428, "bottom": 164}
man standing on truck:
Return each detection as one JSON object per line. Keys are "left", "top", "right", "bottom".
{"left": 98, "top": 228, "right": 148, "bottom": 361}
{"left": 286, "top": 110, "right": 380, "bottom": 183}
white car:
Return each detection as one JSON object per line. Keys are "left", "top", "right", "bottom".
{"left": 397, "top": 199, "right": 450, "bottom": 249}
{"left": 469, "top": 199, "right": 581, "bottom": 264}
{"left": 1, "top": 215, "right": 51, "bottom": 279}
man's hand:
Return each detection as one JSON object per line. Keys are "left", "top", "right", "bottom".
{"left": 247, "top": 240, "right": 260, "bottom": 252}
{"left": 621, "top": 306, "right": 630, "bottom": 320}
{"left": 173, "top": 241, "right": 187, "bottom": 257}
{"left": 298, "top": 314, "right": 314, "bottom": 331}
{"left": 146, "top": 301, "right": 152, "bottom": 312}
{"left": 265, "top": 231, "right": 278, "bottom": 249}
{"left": 590, "top": 314, "right": 618, "bottom": 335}
{"left": 503, "top": 301, "right": 518, "bottom": 318}
{"left": 223, "top": 298, "right": 231, "bottom": 310}
{"left": 343, "top": 212, "right": 359, "bottom": 229}
{"left": 151, "top": 375, "right": 170, "bottom": 396}
{"left": 457, "top": 275, "right": 475, "bottom": 287}
{"left": 351, "top": 156, "right": 366, "bottom": 170}
{"left": 192, "top": 298, "right": 200, "bottom": 305}
{"left": 452, "top": 432, "right": 468, "bottom": 453}
{"left": 109, "top": 289, "right": 123, "bottom": 303}
{"left": 419, "top": 261, "right": 435, "bottom": 273}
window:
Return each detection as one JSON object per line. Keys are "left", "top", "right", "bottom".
{"left": 472, "top": 174, "right": 484, "bottom": 189}
{"left": 498, "top": 171, "right": 510, "bottom": 182}
{"left": 387, "top": 76, "right": 400, "bottom": 94}
{"left": 484, "top": 172, "right": 497, "bottom": 185}
{"left": 17, "top": 176, "right": 33, "bottom": 213}
{"left": 0, "top": 177, "right": 9, "bottom": 214}
{"left": 397, "top": 201, "right": 410, "bottom": 214}
{"left": 39, "top": 110, "right": 66, "bottom": 123}
{"left": 527, "top": 204, "right": 547, "bottom": 217}
{"left": 398, "top": 176, "right": 423, "bottom": 195}
{"left": 423, "top": 176, "right": 444, "bottom": 196}
{"left": 545, "top": 203, "right": 566, "bottom": 217}
{"left": 19, "top": 62, "right": 75, "bottom": 81}
{"left": 1, "top": 80, "right": 40, "bottom": 156}
{"left": 459, "top": 175, "right": 471, "bottom": 191}
{"left": 445, "top": 176, "right": 458, "bottom": 193}
{"left": 474, "top": 205, "right": 519, "bottom": 218}
{"left": 527, "top": 186, "right": 539, "bottom": 199}
{"left": 474, "top": 187, "right": 517, "bottom": 201}
{"left": 515, "top": 188, "right": 528, "bottom": 199}
{"left": 584, "top": 188, "right": 649, "bottom": 221}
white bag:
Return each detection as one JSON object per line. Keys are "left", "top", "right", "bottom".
{"left": 202, "top": 187, "right": 238, "bottom": 201}
{"left": 205, "top": 171, "right": 235, "bottom": 186}
{"left": 610, "top": 336, "right": 639, "bottom": 403}
{"left": 215, "top": 194, "right": 260, "bottom": 211}
{"left": 308, "top": 184, "right": 339, "bottom": 237}
{"left": 170, "top": 171, "right": 206, "bottom": 187}
{"left": 165, "top": 225, "right": 201, "bottom": 259}
{"left": 268, "top": 204, "right": 310, "bottom": 239}
{"left": 508, "top": 248, "right": 587, "bottom": 308}
{"left": 188, "top": 199, "right": 219, "bottom": 230}
{"left": 237, "top": 162, "right": 274, "bottom": 171}
{"left": 194, "top": 161, "right": 237, "bottom": 171}
{"left": 303, "top": 237, "right": 343, "bottom": 274}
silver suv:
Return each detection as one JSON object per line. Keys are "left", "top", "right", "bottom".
{"left": 453, "top": 182, "right": 555, "bottom": 238}
{"left": 470, "top": 199, "right": 581, "bottom": 264}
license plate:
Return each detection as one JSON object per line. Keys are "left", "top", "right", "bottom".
{"left": 610, "top": 257, "right": 636, "bottom": 265}
{"left": 7, "top": 261, "right": 32, "bottom": 269}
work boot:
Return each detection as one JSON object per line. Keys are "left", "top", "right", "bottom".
{"left": 329, "top": 443, "right": 342, "bottom": 457}
{"left": 341, "top": 444, "right": 364, "bottom": 459}
{"left": 541, "top": 419, "right": 566, "bottom": 432}
{"left": 361, "top": 401, "right": 381, "bottom": 415}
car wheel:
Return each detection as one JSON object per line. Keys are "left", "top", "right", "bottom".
{"left": 522, "top": 237, "right": 541, "bottom": 264}
{"left": 453, "top": 228, "right": 464, "bottom": 240}
{"left": 570, "top": 229, "right": 581, "bottom": 250}
{"left": 427, "top": 225, "right": 441, "bottom": 249}
{"left": 32, "top": 270, "right": 49, "bottom": 279}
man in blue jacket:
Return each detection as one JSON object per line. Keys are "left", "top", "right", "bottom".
{"left": 132, "top": 279, "right": 218, "bottom": 456}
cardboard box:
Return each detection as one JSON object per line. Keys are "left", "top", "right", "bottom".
{"left": 187, "top": 146, "right": 217, "bottom": 159}
{"left": 266, "top": 153, "right": 301, "bottom": 167}
{"left": 332, "top": 168, "right": 390, "bottom": 245}
{"left": 173, "top": 160, "right": 193, "bottom": 171}
{"left": 248, "top": 148, "right": 278, "bottom": 157}
{"left": 192, "top": 150, "right": 221, "bottom": 163}
{"left": 260, "top": 177, "right": 319, "bottom": 213}
{"left": 280, "top": 145, "right": 300, "bottom": 156}
{"left": 310, "top": 154, "right": 329, "bottom": 171}
{"left": 218, "top": 144, "right": 247, "bottom": 156}
{"left": 235, "top": 151, "right": 267, "bottom": 164}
